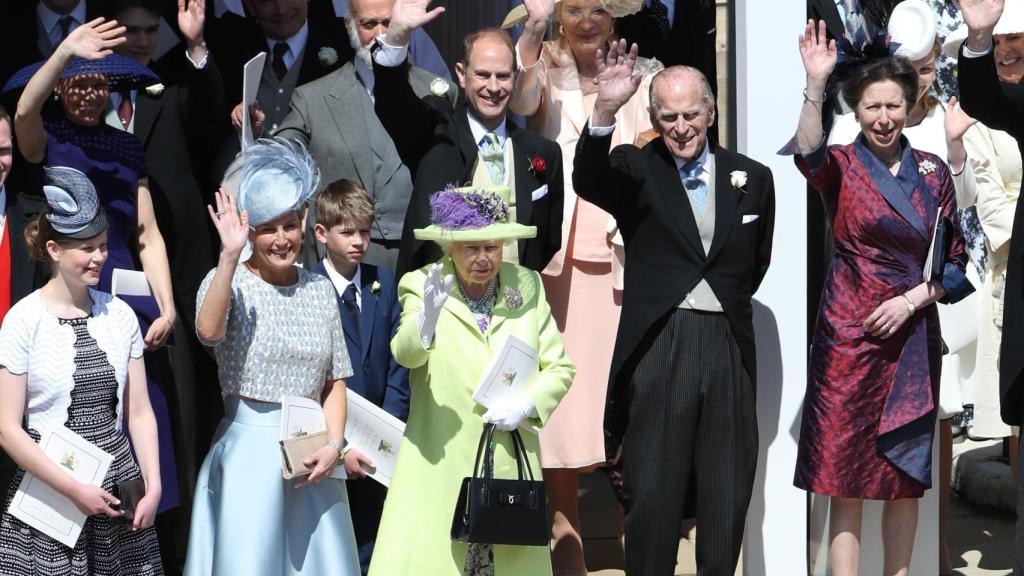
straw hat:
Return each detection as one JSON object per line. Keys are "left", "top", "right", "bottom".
{"left": 501, "top": 0, "right": 643, "bottom": 29}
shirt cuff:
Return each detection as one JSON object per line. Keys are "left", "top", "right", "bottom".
{"left": 588, "top": 122, "right": 616, "bottom": 137}
{"left": 185, "top": 49, "right": 208, "bottom": 69}
{"left": 961, "top": 41, "right": 992, "bottom": 58}
{"left": 374, "top": 35, "right": 409, "bottom": 67}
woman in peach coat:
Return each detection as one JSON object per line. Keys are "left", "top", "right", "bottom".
{"left": 507, "top": 0, "right": 661, "bottom": 572}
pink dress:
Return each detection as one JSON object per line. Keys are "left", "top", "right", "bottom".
{"left": 511, "top": 41, "right": 661, "bottom": 468}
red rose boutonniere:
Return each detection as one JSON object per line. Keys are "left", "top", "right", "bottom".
{"left": 528, "top": 154, "right": 547, "bottom": 177}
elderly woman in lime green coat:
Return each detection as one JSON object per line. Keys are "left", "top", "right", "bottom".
{"left": 368, "top": 186, "right": 575, "bottom": 576}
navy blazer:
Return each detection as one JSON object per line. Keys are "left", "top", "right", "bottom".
{"left": 313, "top": 262, "right": 410, "bottom": 421}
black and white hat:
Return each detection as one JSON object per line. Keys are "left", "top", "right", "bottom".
{"left": 43, "top": 166, "right": 107, "bottom": 239}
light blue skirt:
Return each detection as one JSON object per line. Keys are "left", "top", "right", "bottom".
{"left": 184, "top": 398, "right": 361, "bottom": 576}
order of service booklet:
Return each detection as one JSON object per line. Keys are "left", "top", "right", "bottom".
{"left": 471, "top": 335, "right": 540, "bottom": 433}
{"left": 280, "top": 393, "right": 405, "bottom": 487}
{"left": 8, "top": 427, "right": 114, "bottom": 548}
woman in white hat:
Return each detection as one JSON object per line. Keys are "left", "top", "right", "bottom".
{"left": 505, "top": 0, "right": 659, "bottom": 570}
{"left": 184, "top": 139, "right": 361, "bottom": 576}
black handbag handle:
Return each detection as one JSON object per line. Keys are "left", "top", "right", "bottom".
{"left": 471, "top": 423, "right": 536, "bottom": 482}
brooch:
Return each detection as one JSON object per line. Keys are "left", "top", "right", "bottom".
{"left": 918, "top": 160, "right": 937, "bottom": 175}
{"left": 730, "top": 170, "right": 748, "bottom": 191}
{"left": 503, "top": 287, "right": 523, "bottom": 310}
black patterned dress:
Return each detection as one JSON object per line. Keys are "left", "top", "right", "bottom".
{"left": 0, "top": 293, "right": 164, "bottom": 575}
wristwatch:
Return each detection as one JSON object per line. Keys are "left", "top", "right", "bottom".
{"left": 902, "top": 294, "right": 917, "bottom": 316}
{"left": 327, "top": 440, "right": 345, "bottom": 461}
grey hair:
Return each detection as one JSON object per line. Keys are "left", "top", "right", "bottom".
{"left": 648, "top": 65, "right": 716, "bottom": 115}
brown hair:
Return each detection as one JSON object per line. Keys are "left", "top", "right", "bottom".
{"left": 315, "top": 179, "right": 375, "bottom": 229}
{"left": 840, "top": 56, "right": 919, "bottom": 110}
{"left": 24, "top": 214, "right": 63, "bottom": 263}
{"left": 461, "top": 28, "right": 516, "bottom": 68}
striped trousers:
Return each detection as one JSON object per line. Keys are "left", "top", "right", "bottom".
{"left": 621, "top": 309, "right": 758, "bottom": 576}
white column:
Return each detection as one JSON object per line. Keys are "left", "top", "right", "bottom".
{"left": 734, "top": 1, "right": 809, "bottom": 574}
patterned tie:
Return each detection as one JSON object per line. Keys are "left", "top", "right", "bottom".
{"left": 648, "top": 0, "right": 671, "bottom": 39}
{"left": 117, "top": 91, "right": 133, "bottom": 130}
{"left": 841, "top": 0, "right": 868, "bottom": 49}
{"left": 339, "top": 283, "right": 362, "bottom": 351}
{"left": 272, "top": 42, "right": 289, "bottom": 81}
{"left": 481, "top": 132, "right": 505, "bottom": 185}
{"left": 682, "top": 160, "right": 708, "bottom": 216}
{"left": 57, "top": 15, "right": 74, "bottom": 41}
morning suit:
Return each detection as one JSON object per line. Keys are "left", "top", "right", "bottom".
{"left": 958, "top": 45, "right": 1024, "bottom": 574}
{"left": 574, "top": 124, "right": 775, "bottom": 575}
{"left": 275, "top": 62, "right": 454, "bottom": 272}
{"left": 372, "top": 62, "right": 564, "bottom": 278}
{"left": 313, "top": 261, "right": 409, "bottom": 575}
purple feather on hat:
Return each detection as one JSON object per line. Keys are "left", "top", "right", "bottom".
{"left": 429, "top": 185, "right": 509, "bottom": 230}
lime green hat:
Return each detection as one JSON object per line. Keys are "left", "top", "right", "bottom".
{"left": 414, "top": 185, "right": 537, "bottom": 243}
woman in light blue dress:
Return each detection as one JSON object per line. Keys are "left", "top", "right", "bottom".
{"left": 183, "top": 139, "right": 360, "bottom": 576}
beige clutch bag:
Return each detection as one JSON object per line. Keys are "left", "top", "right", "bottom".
{"left": 280, "top": 431, "right": 329, "bottom": 479}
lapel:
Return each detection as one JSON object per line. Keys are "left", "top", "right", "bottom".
{"left": 453, "top": 105, "right": 484, "bottom": 184}
{"left": 358, "top": 264, "right": 378, "bottom": 361}
{"left": 706, "top": 144, "right": 742, "bottom": 263}
{"left": 545, "top": 49, "right": 588, "bottom": 134}
{"left": 812, "top": 0, "right": 847, "bottom": 40}
{"left": 326, "top": 64, "right": 374, "bottom": 193}
{"left": 653, "top": 141, "right": 705, "bottom": 259}
{"left": 508, "top": 124, "right": 534, "bottom": 226}
{"left": 133, "top": 92, "right": 162, "bottom": 147}
{"left": 854, "top": 136, "right": 929, "bottom": 239}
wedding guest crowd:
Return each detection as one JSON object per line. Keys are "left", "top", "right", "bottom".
{"left": 0, "top": 0, "right": 1021, "bottom": 575}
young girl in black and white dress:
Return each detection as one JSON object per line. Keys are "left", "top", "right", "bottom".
{"left": 0, "top": 167, "right": 163, "bottom": 575}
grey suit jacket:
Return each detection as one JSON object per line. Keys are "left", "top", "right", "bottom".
{"left": 275, "top": 61, "right": 454, "bottom": 270}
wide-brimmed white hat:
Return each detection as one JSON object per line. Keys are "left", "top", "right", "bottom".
{"left": 501, "top": 0, "right": 643, "bottom": 29}
{"left": 942, "top": 1, "right": 1024, "bottom": 58}
{"left": 888, "top": 0, "right": 938, "bottom": 61}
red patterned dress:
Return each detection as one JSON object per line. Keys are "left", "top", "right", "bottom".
{"left": 794, "top": 136, "right": 971, "bottom": 500}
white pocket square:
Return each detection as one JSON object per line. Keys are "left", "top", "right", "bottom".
{"left": 741, "top": 214, "right": 759, "bottom": 224}
{"left": 530, "top": 185, "right": 548, "bottom": 201}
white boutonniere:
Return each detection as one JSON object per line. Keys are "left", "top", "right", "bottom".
{"left": 918, "top": 160, "right": 937, "bottom": 175}
{"left": 370, "top": 280, "right": 381, "bottom": 296}
{"left": 318, "top": 47, "right": 339, "bottom": 67}
{"left": 430, "top": 77, "right": 450, "bottom": 97}
{"left": 145, "top": 83, "right": 164, "bottom": 97}
{"left": 730, "top": 170, "right": 748, "bottom": 191}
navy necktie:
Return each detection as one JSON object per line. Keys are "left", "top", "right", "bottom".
{"left": 58, "top": 16, "right": 74, "bottom": 41}
{"left": 340, "top": 283, "right": 362, "bottom": 351}
{"left": 272, "top": 42, "right": 289, "bottom": 81}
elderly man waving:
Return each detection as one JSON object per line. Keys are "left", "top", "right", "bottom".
{"left": 574, "top": 41, "right": 775, "bottom": 575}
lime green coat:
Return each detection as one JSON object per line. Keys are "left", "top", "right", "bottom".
{"left": 368, "top": 260, "right": 575, "bottom": 576}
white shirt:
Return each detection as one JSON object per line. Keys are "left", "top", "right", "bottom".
{"left": 648, "top": 0, "right": 675, "bottom": 28}
{"left": 321, "top": 258, "right": 362, "bottom": 311}
{"left": 467, "top": 112, "right": 511, "bottom": 186}
{"left": 38, "top": 1, "right": 87, "bottom": 50}
{"left": 265, "top": 21, "right": 310, "bottom": 72}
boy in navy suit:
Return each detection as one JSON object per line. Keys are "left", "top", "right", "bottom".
{"left": 313, "top": 179, "right": 409, "bottom": 575}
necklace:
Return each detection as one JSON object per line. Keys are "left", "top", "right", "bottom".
{"left": 880, "top": 144, "right": 902, "bottom": 167}
{"left": 457, "top": 277, "right": 498, "bottom": 333}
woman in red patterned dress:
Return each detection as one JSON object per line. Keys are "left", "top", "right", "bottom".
{"left": 791, "top": 21, "right": 972, "bottom": 576}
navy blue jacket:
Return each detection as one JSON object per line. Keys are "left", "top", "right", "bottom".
{"left": 314, "top": 261, "right": 410, "bottom": 421}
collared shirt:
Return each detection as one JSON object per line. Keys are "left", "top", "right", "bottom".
{"left": 673, "top": 142, "right": 711, "bottom": 188}
{"left": 38, "top": 1, "right": 87, "bottom": 50}
{"left": 264, "top": 21, "right": 309, "bottom": 72}
{"left": 322, "top": 258, "right": 362, "bottom": 311}
{"left": 648, "top": 0, "right": 675, "bottom": 28}
{"left": 467, "top": 112, "right": 511, "bottom": 186}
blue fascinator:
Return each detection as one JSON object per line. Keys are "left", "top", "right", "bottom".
{"left": 234, "top": 138, "right": 321, "bottom": 227}
{"left": 2, "top": 54, "right": 160, "bottom": 95}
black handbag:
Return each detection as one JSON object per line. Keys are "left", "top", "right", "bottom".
{"left": 450, "top": 423, "right": 549, "bottom": 546}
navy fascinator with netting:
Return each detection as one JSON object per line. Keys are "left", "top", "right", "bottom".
{"left": 1, "top": 54, "right": 160, "bottom": 95}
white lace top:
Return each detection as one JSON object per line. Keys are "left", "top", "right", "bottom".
{"left": 0, "top": 290, "right": 142, "bottom": 434}
{"left": 196, "top": 264, "right": 352, "bottom": 402}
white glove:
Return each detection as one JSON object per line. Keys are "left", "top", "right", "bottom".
{"left": 417, "top": 263, "right": 454, "bottom": 348}
{"left": 482, "top": 390, "right": 537, "bottom": 432}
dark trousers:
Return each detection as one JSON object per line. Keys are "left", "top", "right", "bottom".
{"left": 622, "top": 309, "right": 758, "bottom": 576}
{"left": 347, "top": 478, "right": 387, "bottom": 575}
{"left": 1016, "top": 420, "right": 1023, "bottom": 575}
